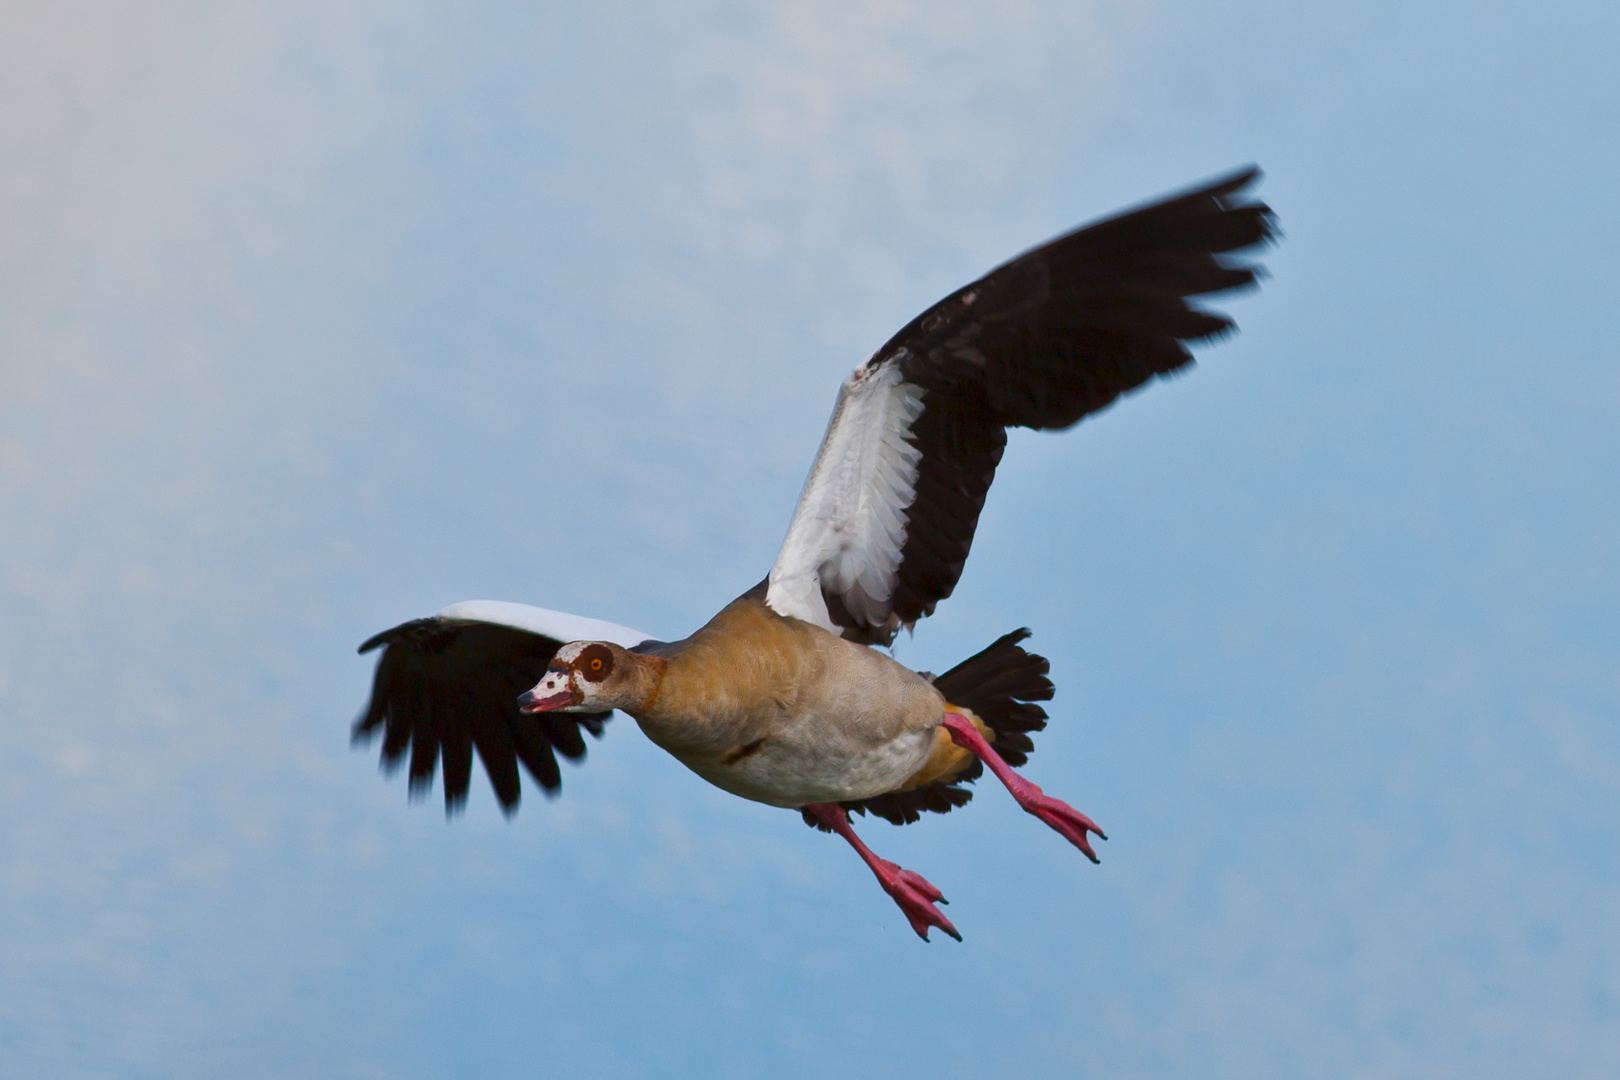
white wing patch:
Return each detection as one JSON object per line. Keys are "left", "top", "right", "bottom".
{"left": 437, "top": 600, "right": 654, "bottom": 648}
{"left": 766, "top": 359, "right": 926, "bottom": 633}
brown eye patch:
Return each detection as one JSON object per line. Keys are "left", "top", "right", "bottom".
{"left": 577, "top": 643, "right": 614, "bottom": 683}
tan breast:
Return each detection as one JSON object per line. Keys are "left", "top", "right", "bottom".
{"left": 626, "top": 597, "right": 958, "bottom": 806}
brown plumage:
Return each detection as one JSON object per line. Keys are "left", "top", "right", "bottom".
{"left": 354, "top": 168, "right": 1277, "bottom": 941}
{"left": 594, "top": 597, "right": 993, "bottom": 809}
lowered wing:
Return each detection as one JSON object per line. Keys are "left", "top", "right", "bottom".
{"left": 353, "top": 601, "right": 656, "bottom": 814}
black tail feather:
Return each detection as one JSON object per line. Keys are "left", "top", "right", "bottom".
{"left": 931, "top": 628, "right": 1052, "bottom": 768}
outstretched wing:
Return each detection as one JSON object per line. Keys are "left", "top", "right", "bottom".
{"left": 352, "top": 601, "right": 656, "bottom": 814}
{"left": 767, "top": 167, "right": 1277, "bottom": 643}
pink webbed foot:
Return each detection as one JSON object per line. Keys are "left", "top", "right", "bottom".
{"left": 940, "top": 711, "right": 1107, "bottom": 863}
{"left": 1017, "top": 788, "right": 1107, "bottom": 863}
{"left": 805, "top": 802, "right": 961, "bottom": 942}
{"left": 870, "top": 858, "right": 961, "bottom": 943}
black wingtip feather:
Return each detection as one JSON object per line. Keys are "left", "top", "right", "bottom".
{"left": 351, "top": 617, "right": 613, "bottom": 815}
{"left": 844, "top": 167, "right": 1278, "bottom": 634}
{"left": 358, "top": 617, "right": 429, "bottom": 654}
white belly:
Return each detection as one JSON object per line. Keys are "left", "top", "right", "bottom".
{"left": 657, "top": 713, "right": 938, "bottom": 808}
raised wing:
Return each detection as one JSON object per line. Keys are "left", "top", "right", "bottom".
{"left": 767, "top": 167, "right": 1277, "bottom": 643}
{"left": 352, "top": 601, "right": 656, "bottom": 814}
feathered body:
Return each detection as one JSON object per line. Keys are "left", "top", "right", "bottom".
{"left": 352, "top": 168, "right": 1279, "bottom": 940}
{"left": 627, "top": 597, "right": 985, "bottom": 807}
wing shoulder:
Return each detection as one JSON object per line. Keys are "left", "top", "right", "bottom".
{"left": 765, "top": 361, "right": 926, "bottom": 638}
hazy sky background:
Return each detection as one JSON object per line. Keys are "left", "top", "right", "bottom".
{"left": 2, "top": 1, "right": 1617, "bottom": 1077}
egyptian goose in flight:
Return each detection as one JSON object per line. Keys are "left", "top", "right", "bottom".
{"left": 354, "top": 167, "right": 1277, "bottom": 941}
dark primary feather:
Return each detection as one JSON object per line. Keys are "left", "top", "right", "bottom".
{"left": 835, "top": 167, "right": 1276, "bottom": 640}
{"left": 353, "top": 618, "right": 609, "bottom": 814}
{"left": 803, "top": 628, "right": 1055, "bottom": 829}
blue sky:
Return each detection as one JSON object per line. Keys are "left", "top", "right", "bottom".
{"left": 1, "top": 1, "right": 1617, "bottom": 1076}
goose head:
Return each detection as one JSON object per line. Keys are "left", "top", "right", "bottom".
{"left": 518, "top": 641, "right": 662, "bottom": 714}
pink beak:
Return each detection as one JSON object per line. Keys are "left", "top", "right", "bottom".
{"left": 518, "top": 689, "right": 574, "bottom": 713}
{"left": 518, "top": 669, "right": 578, "bottom": 713}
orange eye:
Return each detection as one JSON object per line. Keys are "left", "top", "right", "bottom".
{"left": 577, "top": 644, "right": 614, "bottom": 683}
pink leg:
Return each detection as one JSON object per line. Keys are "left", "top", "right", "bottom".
{"left": 804, "top": 802, "right": 961, "bottom": 942}
{"left": 941, "top": 711, "right": 1107, "bottom": 863}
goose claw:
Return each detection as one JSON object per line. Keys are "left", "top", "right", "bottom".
{"left": 873, "top": 858, "right": 961, "bottom": 942}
